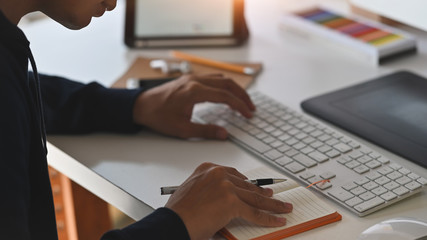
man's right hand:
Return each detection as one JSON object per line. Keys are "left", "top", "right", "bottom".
{"left": 165, "top": 162, "right": 293, "bottom": 240}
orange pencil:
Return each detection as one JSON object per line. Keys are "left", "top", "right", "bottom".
{"left": 171, "top": 50, "right": 256, "bottom": 75}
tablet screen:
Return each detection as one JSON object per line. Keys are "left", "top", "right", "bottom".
{"left": 332, "top": 82, "right": 427, "bottom": 147}
{"left": 134, "top": 0, "right": 234, "bottom": 37}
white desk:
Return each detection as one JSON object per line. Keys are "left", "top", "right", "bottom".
{"left": 22, "top": 0, "right": 427, "bottom": 239}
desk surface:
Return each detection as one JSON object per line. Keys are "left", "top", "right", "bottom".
{"left": 22, "top": 0, "right": 427, "bottom": 239}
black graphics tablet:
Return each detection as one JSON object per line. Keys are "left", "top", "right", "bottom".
{"left": 125, "top": 0, "right": 248, "bottom": 48}
{"left": 301, "top": 71, "right": 427, "bottom": 168}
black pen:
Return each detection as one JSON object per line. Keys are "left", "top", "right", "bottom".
{"left": 160, "top": 178, "right": 287, "bottom": 195}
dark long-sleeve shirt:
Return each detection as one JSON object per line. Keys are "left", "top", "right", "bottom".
{"left": 0, "top": 9, "right": 189, "bottom": 240}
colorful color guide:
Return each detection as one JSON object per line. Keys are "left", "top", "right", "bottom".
{"left": 297, "top": 8, "right": 402, "bottom": 46}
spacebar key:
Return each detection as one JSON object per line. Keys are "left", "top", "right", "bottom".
{"left": 225, "top": 125, "right": 272, "bottom": 153}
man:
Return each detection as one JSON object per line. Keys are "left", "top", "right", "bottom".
{"left": 0, "top": 0, "right": 293, "bottom": 239}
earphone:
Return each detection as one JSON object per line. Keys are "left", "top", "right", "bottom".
{"left": 149, "top": 60, "right": 192, "bottom": 74}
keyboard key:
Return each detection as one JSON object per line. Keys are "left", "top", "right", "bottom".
{"left": 354, "top": 197, "right": 384, "bottom": 212}
{"left": 285, "top": 149, "right": 299, "bottom": 157}
{"left": 375, "top": 176, "right": 391, "bottom": 185}
{"left": 389, "top": 163, "right": 402, "bottom": 170}
{"left": 318, "top": 145, "right": 332, "bottom": 153}
{"left": 387, "top": 171, "right": 403, "bottom": 180}
{"left": 408, "top": 173, "right": 420, "bottom": 180}
{"left": 418, "top": 177, "right": 427, "bottom": 185}
{"left": 285, "top": 162, "right": 305, "bottom": 173}
{"left": 377, "top": 166, "right": 393, "bottom": 175}
{"left": 225, "top": 125, "right": 271, "bottom": 153}
{"left": 354, "top": 177, "right": 369, "bottom": 186}
{"left": 293, "top": 154, "right": 317, "bottom": 168}
{"left": 308, "top": 151, "right": 329, "bottom": 163}
{"left": 363, "top": 181, "right": 379, "bottom": 191}
{"left": 348, "top": 141, "right": 361, "bottom": 148}
{"left": 271, "top": 130, "right": 284, "bottom": 137}
{"left": 255, "top": 132, "right": 268, "bottom": 140}
{"left": 369, "top": 152, "right": 381, "bottom": 159}
{"left": 353, "top": 165, "right": 370, "bottom": 174}
{"left": 301, "top": 146, "right": 315, "bottom": 155}
{"left": 293, "top": 142, "right": 306, "bottom": 150}
{"left": 275, "top": 156, "right": 293, "bottom": 166}
{"left": 337, "top": 156, "right": 351, "bottom": 164}
{"left": 264, "top": 149, "right": 283, "bottom": 160}
{"left": 277, "top": 144, "right": 291, "bottom": 153}
{"left": 345, "top": 160, "right": 361, "bottom": 169}
{"left": 349, "top": 150, "right": 364, "bottom": 159}
{"left": 405, "top": 181, "right": 422, "bottom": 190}
{"left": 342, "top": 182, "right": 358, "bottom": 191}
{"left": 333, "top": 143, "right": 352, "bottom": 153}
{"left": 325, "top": 138, "right": 339, "bottom": 146}
{"left": 299, "top": 171, "right": 315, "bottom": 180}
{"left": 351, "top": 187, "right": 366, "bottom": 195}
{"left": 285, "top": 138, "right": 298, "bottom": 146}
{"left": 302, "top": 137, "right": 316, "bottom": 144}
{"left": 345, "top": 197, "right": 363, "bottom": 207}
{"left": 377, "top": 156, "right": 390, "bottom": 164}
{"left": 371, "top": 186, "right": 387, "bottom": 196}
{"left": 329, "top": 189, "right": 354, "bottom": 202}
{"left": 317, "top": 134, "right": 331, "bottom": 142}
{"left": 319, "top": 171, "right": 335, "bottom": 180}
{"left": 357, "top": 156, "right": 372, "bottom": 164}
{"left": 366, "top": 171, "right": 382, "bottom": 180}
{"left": 316, "top": 181, "right": 332, "bottom": 190}
{"left": 365, "top": 160, "right": 382, "bottom": 169}
{"left": 326, "top": 150, "right": 340, "bottom": 158}
{"left": 359, "top": 192, "right": 375, "bottom": 201}
{"left": 310, "top": 141, "right": 323, "bottom": 148}
{"left": 396, "top": 176, "right": 412, "bottom": 185}
{"left": 384, "top": 181, "right": 400, "bottom": 191}
{"left": 398, "top": 168, "right": 411, "bottom": 175}
{"left": 392, "top": 186, "right": 409, "bottom": 196}
{"left": 278, "top": 134, "right": 291, "bottom": 141}
{"left": 270, "top": 140, "right": 283, "bottom": 148}
{"left": 380, "top": 192, "right": 397, "bottom": 201}
{"left": 262, "top": 136, "right": 275, "bottom": 144}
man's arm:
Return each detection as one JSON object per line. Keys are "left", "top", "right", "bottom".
{"left": 36, "top": 73, "right": 143, "bottom": 134}
{"left": 101, "top": 208, "right": 190, "bottom": 240}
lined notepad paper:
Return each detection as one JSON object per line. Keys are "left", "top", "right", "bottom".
{"left": 221, "top": 167, "right": 341, "bottom": 240}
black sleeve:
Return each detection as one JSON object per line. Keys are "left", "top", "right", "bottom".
{"left": 101, "top": 208, "right": 190, "bottom": 240}
{"left": 0, "top": 55, "right": 32, "bottom": 239}
{"left": 35, "top": 73, "right": 144, "bottom": 134}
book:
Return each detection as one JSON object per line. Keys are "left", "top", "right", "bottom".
{"left": 221, "top": 167, "right": 342, "bottom": 240}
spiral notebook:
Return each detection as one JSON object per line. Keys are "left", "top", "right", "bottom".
{"left": 221, "top": 167, "right": 342, "bottom": 240}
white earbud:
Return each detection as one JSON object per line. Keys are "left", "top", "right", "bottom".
{"left": 150, "top": 60, "right": 192, "bottom": 74}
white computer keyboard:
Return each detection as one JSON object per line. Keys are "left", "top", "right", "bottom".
{"left": 196, "top": 91, "right": 426, "bottom": 216}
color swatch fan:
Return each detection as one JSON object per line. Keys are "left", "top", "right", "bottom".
{"left": 280, "top": 7, "right": 417, "bottom": 65}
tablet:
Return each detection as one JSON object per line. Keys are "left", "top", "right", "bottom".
{"left": 301, "top": 71, "right": 427, "bottom": 168}
{"left": 125, "top": 0, "right": 248, "bottom": 48}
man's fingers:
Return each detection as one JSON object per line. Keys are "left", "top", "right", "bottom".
{"left": 236, "top": 188, "right": 293, "bottom": 214}
{"left": 238, "top": 201, "right": 288, "bottom": 227}
{"left": 196, "top": 77, "right": 255, "bottom": 111}
{"left": 228, "top": 175, "right": 273, "bottom": 197}
{"left": 178, "top": 122, "right": 228, "bottom": 140}
{"left": 193, "top": 85, "right": 253, "bottom": 118}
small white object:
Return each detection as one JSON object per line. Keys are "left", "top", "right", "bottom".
{"left": 358, "top": 217, "right": 427, "bottom": 240}
{"left": 150, "top": 60, "right": 192, "bottom": 74}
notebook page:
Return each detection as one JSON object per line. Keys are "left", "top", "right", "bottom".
{"left": 243, "top": 167, "right": 299, "bottom": 194}
{"left": 226, "top": 186, "right": 336, "bottom": 240}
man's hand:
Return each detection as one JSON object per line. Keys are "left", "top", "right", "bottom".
{"left": 132, "top": 74, "right": 255, "bottom": 139}
{"left": 165, "top": 162, "right": 293, "bottom": 240}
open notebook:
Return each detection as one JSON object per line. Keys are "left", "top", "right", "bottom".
{"left": 221, "top": 167, "right": 342, "bottom": 240}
